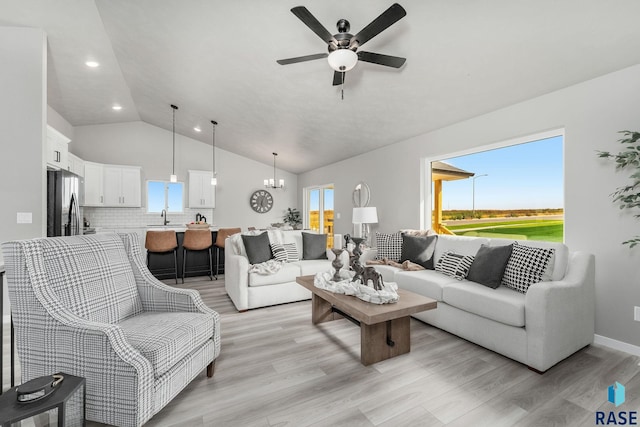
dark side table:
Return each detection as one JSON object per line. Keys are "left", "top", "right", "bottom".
{"left": 0, "top": 265, "right": 15, "bottom": 394}
{"left": 0, "top": 372, "right": 86, "bottom": 427}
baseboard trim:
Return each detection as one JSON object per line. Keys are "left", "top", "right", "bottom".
{"left": 594, "top": 334, "right": 640, "bottom": 357}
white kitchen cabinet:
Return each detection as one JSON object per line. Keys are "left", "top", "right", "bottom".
{"left": 67, "top": 152, "right": 85, "bottom": 177}
{"left": 103, "top": 165, "right": 141, "bottom": 207}
{"left": 46, "top": 125, "right": 70, "bottom": 170}
{"left": 188, "top": 170, "right": 215, "bottom": 208}
{"left": 83, "top": 161, "right": 104, "bottom": 206}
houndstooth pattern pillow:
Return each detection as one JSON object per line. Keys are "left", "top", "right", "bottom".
{"left": 270, "top": 243, "right": 299, "bottom": 262}
{"left": 375, "top": 232, "right": 403, "bottom": 262}
{"left": 502, "top": 242, "right": 555, "bottom": 293}
{"left": 435, "top": 251, "right": 475, "bottom": 280}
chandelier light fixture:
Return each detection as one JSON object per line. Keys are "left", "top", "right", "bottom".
{"left": 211, "top": 120, "right": 218, "bottom": 186}
{"left": 264, "top": 152, "right": 284, "bottom": 189}
{"left": 169, "top": 104, "right": 178, "bottom": 183}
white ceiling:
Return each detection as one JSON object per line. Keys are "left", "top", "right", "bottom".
{"left": 3, "top": 0, "right": 640, "bottom": 173}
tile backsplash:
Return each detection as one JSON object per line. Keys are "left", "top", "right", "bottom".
{"left": 84, "top": 207, "right": 215, "bottom": 229}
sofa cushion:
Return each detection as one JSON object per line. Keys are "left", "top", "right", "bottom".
{"left": 433, "top": 235, "right": 489, "bottom": 265}
{"left": 394, "top": 269, "right": 459, "bottom": 301}
{"left": 118, "top": 311, "right": 214, "bottom": 376}
{"left": 302, "top": 232, "right": 328, "bottom": 260}
{"left": 467, "top": 244, "right": 513, "bottom": 289}
{"left": 242, "top": 232, "right": 273, "bottom": 264}
{"left": 488, "top": 238, "right": 568, "bottom": 281}
{"left": 502, "top": 242, "right": 555, "bottom": 294}
{"left": 249, "top": 263, "right": 301, "bottom": 287}
{"left": 400, "top": 234, "right": 437, "bottom": 269}
{"left": 291, "top": 259, "right": 333, "bottom": 276}
{"left": 442, "top": 281, "right": 526, "bottom": 327}
{"left": 375, "top": 231, "right": 403, "bottom": 261}
{"left": 435, "top": 252, "right": 474, "bottom": 281}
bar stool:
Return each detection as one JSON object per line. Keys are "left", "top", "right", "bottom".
{"left": 213, "top": 227, "right": 241, "bottom": 279}
{"left": 145, "top": 230, "right": 178, "bottom": 284}
{"left": 182, "top": 229, "right": 213, "bottom": 283}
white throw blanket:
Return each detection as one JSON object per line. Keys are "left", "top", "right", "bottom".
{"left": 314, "top": 271, "right": 399, "bottom": 304}
{"left": 248, "top": 259, "right": 284, "bottom": 275}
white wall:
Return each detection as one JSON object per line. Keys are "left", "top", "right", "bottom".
{"left": 299, "top": 65, "right": 640, "bottom": 350}
{"left": 71, "top": 121, "right": 298, "bottom": 229}
{"left": 0, "top": 27, "right": 47, "bottom": 246}
{"left": 47, "top": 105, "right": 74, "bottom": 140}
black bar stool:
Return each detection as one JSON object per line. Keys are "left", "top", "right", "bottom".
{"left": 145, "top": 230, "right": 178, "bottom": 284}
{"left": 182, "top": 229, "right": 213, "bottom": 283}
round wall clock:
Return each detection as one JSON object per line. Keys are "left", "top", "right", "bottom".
{"left": 250, "top": 190, "right": 274, "bottom": 213}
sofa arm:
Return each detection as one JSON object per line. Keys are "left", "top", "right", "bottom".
{"left": 225, "top": 253, "right": 250, "bottom": 311}
{"left": 525, "top": 251, "right": 595, "bottom": 371}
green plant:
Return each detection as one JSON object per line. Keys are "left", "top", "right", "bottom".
{"left": 283, "top": 207, "right": 302, "bottom": 227}
{"left": 598, "top": 130, "right": 640, "bottom": 247}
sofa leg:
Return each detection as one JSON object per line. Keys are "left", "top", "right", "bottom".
{"left": 207, "top": 361, "right": 215, "bottom": 378}
{"left": 238, "top": 309, "right": 248, "bottom": 313}
{"left": 528, "top": 366, "right": 546, "bottom": 375}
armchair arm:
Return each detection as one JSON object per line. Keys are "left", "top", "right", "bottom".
{"left": 225, "top": 253, "right": 250, "bottom": 311}
{"left": 525, "top": 251, "right": 595, "bottom": 371}
{"left": 118, "top": 233, "right": 218, "bottom": 318}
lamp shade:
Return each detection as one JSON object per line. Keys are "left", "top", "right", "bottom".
{"left": 352, "top": 207, "right": 378, "bottom": 224}
{"left": 328, "top": 49, "right": 358, "bottom": 72}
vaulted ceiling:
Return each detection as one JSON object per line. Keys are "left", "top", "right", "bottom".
{"left": 3, "top": 0, "right": 640, "bottom": 173}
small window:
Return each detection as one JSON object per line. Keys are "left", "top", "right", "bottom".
{"left": 147, "top": 181, "right": 184, "bottom": 213}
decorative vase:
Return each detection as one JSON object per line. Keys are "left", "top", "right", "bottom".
{"left": 331, "top": 248, "right": 345, "bottom": 281}
{"left": 350, "top": 237, "right": 365, "bottom": 259}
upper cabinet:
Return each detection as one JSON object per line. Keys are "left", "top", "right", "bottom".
{"left": 67, "top": 152, "right": 85, "bottom": 177}
{"left": 188, "top": 170, "right": 215, "bottom": 208}
{"left": 46, "top": 125, "right": 70, "bottom": 170}
{"left": 103, "top": 165, "right": 141, "bottom": 207}
{"left": 83, "top": 162, "right": 141, "bottom": 208}
{"left": 83, "top": 162, "right": 104, "bottom": 206}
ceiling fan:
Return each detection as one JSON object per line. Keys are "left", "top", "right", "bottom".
{"left": 276, "top": 3, "right": 407, "bottom": 87}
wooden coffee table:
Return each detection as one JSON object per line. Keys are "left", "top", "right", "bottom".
{"left": 296, "top": 275, "right": 437, "bottom": 365}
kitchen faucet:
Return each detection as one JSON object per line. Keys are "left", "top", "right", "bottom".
{"left": 161, "top": 209, "right": 170, "bottom": 225}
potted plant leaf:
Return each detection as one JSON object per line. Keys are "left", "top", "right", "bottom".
{"left": 598, "top": 130, "right": 640, "bottom": 247}
{"left": 283, "top": 207, "right": 302, "bottom": 229}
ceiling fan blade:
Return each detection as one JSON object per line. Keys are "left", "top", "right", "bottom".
{"left": 277, "top": 53, "right": 328, "bottom": 65}
{"left": 350, "top": 3, "right": 407, "bottom": 48}
{"left": 332, "top": 71, "right": 345, "bottom": 86}
{"left": 291, "top": 6, "right": 337, "bottom": 46}
{"left": 357, "top": 51, "right": 406, "bottom": 68}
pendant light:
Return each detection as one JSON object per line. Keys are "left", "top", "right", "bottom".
{"left": 169, "top": 104, "right": 178, "bottom": 182}
{"left": 264, "top": 152, "right": 284, "bottom": 189}
{"left": 211, "top": 120, "right": 218, "bottom": 186}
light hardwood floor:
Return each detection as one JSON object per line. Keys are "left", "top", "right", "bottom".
{"left": 3, "top": 276, "right": 640, "bottom": 426}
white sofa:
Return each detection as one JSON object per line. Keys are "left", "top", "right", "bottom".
{"left": 369, "top": 234, "right": 595, "bottom": 372}
{"left": 225, "top": 230, "right": 344, "bottom": 311}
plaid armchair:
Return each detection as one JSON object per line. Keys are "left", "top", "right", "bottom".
{"left": 2, "top": 233, "right": 220, "bottom": 427}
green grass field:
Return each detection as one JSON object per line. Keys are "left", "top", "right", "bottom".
{"left": 446, "top": 220, "right": 564, "bottom": 242}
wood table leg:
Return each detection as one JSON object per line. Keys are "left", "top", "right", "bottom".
{"left": 311, "top": 294, "right": 336, "bottom": 324}
{"left": 360, "top": 316, "right": 410, "bottom": 365}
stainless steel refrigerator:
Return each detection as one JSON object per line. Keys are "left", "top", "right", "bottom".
{"left": 47, "top": 170, "right": 83, "bottom": 237}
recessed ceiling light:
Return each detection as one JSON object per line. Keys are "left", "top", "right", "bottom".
{"left": 85, "top": 61, "right": 99, "bottom": 68}
{"left": 194, "top": 127, "right": 202, "bottom": 132}
{"left": 112, "top": 105, "right": 122, "bottom": 111}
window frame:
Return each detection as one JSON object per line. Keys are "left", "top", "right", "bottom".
{"left": 146, "top": 180, "right": 185, "bottom": 214}
{"left": 420, "top": 128, "right": 565, "bottom": 232}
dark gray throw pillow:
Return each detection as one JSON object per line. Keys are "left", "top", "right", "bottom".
{"left": 400, "top": 234, "right": 437, "bottom": 269}
{"left": 302, "top": 232, "right": 328, "bottom": 260}
{"left": 466, "top": 244, "right": 514, "bottom": 288}
{"left": 241, "top": 232, "right": 273, "bottom": 265}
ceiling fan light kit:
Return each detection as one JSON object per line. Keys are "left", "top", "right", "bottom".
{"left": 328, "top": 49, "right": 358, "bottom": 72}
{"left": 277, "top": 3, "right": 407, "bottom": 94}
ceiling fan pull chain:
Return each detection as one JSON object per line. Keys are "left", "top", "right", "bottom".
{"left": 341, "top": 72, "right": 345, "bottom": 100}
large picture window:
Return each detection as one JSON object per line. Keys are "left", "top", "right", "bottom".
{"left": 304, "top": 184, "right": 334, "bottom": 248}
{"left": 429, "top": 133, "right": 564, "bottom": 243}
{"left": 147, "top": 180, "right": 184, "bottom": 213}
